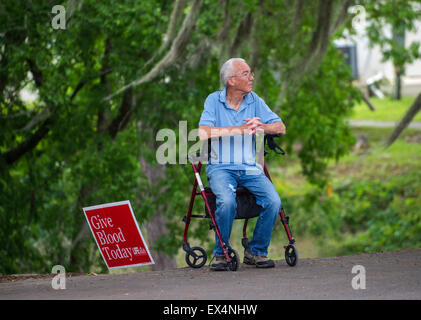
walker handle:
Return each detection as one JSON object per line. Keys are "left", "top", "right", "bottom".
{"left": 264, "top": 134, "right": 285, "bottom": 155}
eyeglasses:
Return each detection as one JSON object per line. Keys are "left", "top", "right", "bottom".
{"left": 230, "top": 71, "right": 255, "bottom": 79}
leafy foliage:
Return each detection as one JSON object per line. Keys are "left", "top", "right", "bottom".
{"left": 1, "top": 0, "right": 420, "bottom": 274}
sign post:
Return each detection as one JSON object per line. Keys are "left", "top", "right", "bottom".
{"left": 83, "top": 200, "right": 154, "bottom": 269}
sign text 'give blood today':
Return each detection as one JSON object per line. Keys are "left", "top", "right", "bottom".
{"left": 83, "top": 201, "right": 154, "bottom": 269}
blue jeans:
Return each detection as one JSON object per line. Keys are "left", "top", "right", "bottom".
{"left": 207, "top": 168, "right": 281, "bottom": 257}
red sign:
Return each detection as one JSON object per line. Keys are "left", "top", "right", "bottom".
{"left": 83, "top": 200, "right": 154, "bottom": 269}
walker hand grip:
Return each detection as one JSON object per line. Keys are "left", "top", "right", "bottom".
{"left": 265, "top": 134, "right": 285, "bottom": 155}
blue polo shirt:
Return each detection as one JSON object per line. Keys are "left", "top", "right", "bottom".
{"left": 199, "top": 88, "right": 282, "bottom": 176}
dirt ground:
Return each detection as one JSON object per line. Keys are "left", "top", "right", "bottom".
{"left": 1, "top": 249, "right": 420, "bottom": 300}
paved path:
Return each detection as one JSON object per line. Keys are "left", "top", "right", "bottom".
{"left": 1, "top": 249, "right": 420, "bottom": 300}
{"left": 348, "top": 120, "right": 421, "bottom": 130}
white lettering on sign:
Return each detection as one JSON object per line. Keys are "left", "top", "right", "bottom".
{"left": 90, "top": 215, "right": 114, "bottom": 229}
{"left": 96, "top": 227, "right": 126, "bottom": 245}
{"left": 83, "top": 201, "right": 154, "bottom": 269}
{"left": 103, "top": 245, "right": 133, "bottom": 261}
{"left": 132, "top": 247, "right": 146, "bottom": 256}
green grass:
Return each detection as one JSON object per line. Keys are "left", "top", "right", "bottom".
{"left": 350, "top": 96, "right": 421, "bottom": 122}
{"left": 330, "top": 128, "right": 421, "bottom": 169}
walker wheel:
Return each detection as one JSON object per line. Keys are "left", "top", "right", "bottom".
{"left": 185, "top": 246, "right": 207, "bottom": 268}
{"left": 284, "top": 244, "right": 298, "bottom": 267}
{"left": 227, "top": 248, "right": 240, "bottom": 271}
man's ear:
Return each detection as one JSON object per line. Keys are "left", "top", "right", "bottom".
{"left": 226, "top": 77, "right": 235, "bottom": 87}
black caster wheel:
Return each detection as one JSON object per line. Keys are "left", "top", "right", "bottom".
{"left": 185, "top": 246, "right": 207, "bottom": 268}
{"left": 284, "top": 244, "right": 298, "bottom": 267}
{"left": 227, "top": 248, "right": 240, "bottom": 271}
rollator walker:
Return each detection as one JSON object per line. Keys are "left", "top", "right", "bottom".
{"left": 182, "top": 134, "right": 298, "bottom": 271}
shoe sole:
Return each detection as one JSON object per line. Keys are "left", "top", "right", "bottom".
{"left": 243, "top": 256, "right": 255, "bottom": 265}
{"left": 256, "top": 261, "right": 275, "bottom": 268}
{"left": 210, "top": 263, "right": 228, "bottom": 271}
{"left": 243, "top": 256, "right": 275, "bottom": 268}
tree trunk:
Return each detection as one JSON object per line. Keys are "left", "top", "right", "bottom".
{"left": 360, "top": 87, "right": 376, "bottom": 111}
{"left": 393, "top": 68, "right": 402, "bottom": 100}
{"left": 70, "top": 184, "right": 93, "bottom": 272}
{"left": 386, "top": 92, "right": 421, "bottom": 147}
{"left": 145, "top": 207, "right": 178, "bottom": 271}
{"left": 140, "top": 156, "right": 177, "bottom": 271}
{"left": 392, "top": 27, "right": 405, "bottom": 101}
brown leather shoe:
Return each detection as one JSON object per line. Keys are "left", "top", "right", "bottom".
{"left": 244, "top": 250, "right": 275, "bottom": 268}
{"left": 210, "top": 256, "right": 228, "bottom": 271}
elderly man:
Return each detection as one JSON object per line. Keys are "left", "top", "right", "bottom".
{"left": 198, "top": 58, "right": 286, "bottom": 271}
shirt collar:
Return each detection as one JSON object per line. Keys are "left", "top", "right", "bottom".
{"left": 219, "top": 88, "right": 255, "bottom": 109}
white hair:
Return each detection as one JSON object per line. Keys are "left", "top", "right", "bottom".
{"left": 220, "top": 58, "right": 245, "bottom": 87}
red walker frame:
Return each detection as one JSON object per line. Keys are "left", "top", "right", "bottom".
{"left": 182, "top": 136, "right": 298, "bottom": 270}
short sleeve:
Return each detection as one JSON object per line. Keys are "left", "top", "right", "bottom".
{"left": 256, "top": 97, "right": 282, "bottom": 124}
{"left": 199, "top": 95, "right": 216, "bottom": 127}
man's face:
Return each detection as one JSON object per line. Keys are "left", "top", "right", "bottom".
{"left": 229, "top": 61, "right": 254, "bottom": 93}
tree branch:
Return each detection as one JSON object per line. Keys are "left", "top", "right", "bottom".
{"left": 70, "top": 69, "right": 112, "bottom": 101}
{"left": 107, "top": 88, "right": 133, "bottom": 139}
{"left": 331, "top": 0, "right": 354, "bottom": 33}
{"left": 3, "top": 54, "right": 113, "bottom": 163}
{"left": 103, "top": 0, "right": 201, "bottom": 102}
{"left": 385, "top": 92, "right": 421, "bottom": 147}
{"left": 279, "top": 0, "right": 352, "bottom": 102}
{"left": 2, "top": 114, "right": 55, "bottom": 165}
{"left": 216, "top": 0, "right": 232, "bottom": 46}
{"left": 228, "top": 12, "right": 253, "bottom": 57}
{"left": 308, "top": 0, "right": 333, "bottom": 56}
{"left": 158, "top": 0, "right": 188, "bottom": 56}
{"left": 290, "top": 0, "right": 304, "bottom": 44}
{"left": 359, "top": 87, "right": 376, "bottom": 111}
{"left": 187, "top": 0, "right": 231, "bottom": 69}
{"left": 65, "top": 0, "right": 84, "bottom": 24}
{"left": 143, "top": 0, "right": 188, "bottom": 70}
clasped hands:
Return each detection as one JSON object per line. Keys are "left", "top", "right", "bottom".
{"left": 242, "top": 117, "right": 265, "bottom": 136}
